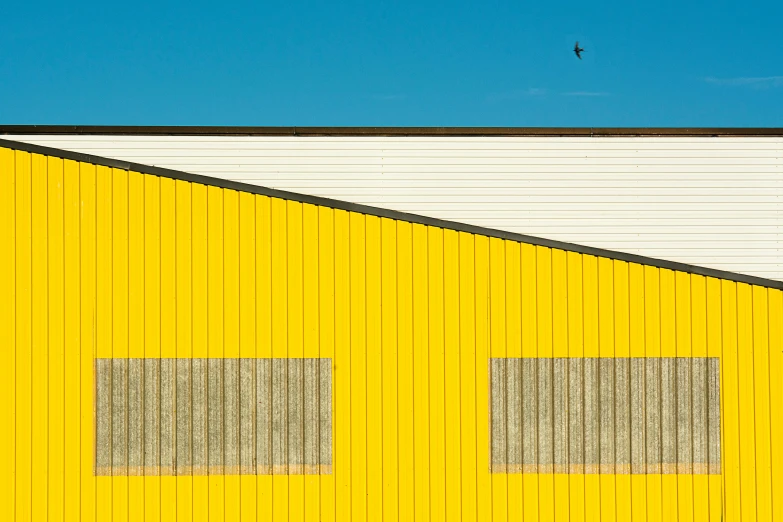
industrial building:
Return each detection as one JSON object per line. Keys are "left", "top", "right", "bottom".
{"left": 1, "top": 127, "right": 781, "bottom": 521}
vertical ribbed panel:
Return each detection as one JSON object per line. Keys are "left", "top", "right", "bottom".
{"left": 95, "top": 358, "right": 332, "bottom": 475}
{"left": 94, "top": 358, "right": 332, "bottom": 476}
{"left": 490, "top": 358, "right": 721, "bottom": 474}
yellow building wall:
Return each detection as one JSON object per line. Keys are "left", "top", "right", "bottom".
{"left": 1, "top": 146, "right": 782, "bottom": 521}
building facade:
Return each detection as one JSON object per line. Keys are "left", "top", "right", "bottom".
{"left": 1, "top": 128, "right": 782, "bottom": 522}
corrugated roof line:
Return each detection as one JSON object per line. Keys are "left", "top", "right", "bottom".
{"left": 1, "top": 136, "right": 781, "bottom": 290}
{"left": 2, "top": 125, "right": 783, "bottom": 137}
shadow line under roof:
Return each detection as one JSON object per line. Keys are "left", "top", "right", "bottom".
{"left": 1, "top": 136, "right": 780, "bottom": 290}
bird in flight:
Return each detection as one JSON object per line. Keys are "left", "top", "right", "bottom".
{"left": 574, "top": 41, "right": 585, "bottom": 59}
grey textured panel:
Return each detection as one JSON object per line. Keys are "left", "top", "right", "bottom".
{"left": 272, "top": 358, "right": 288, "bottom": 474}
{"left": 677, "top": 358, "right": 693, "bottom": 474}
{"left": 630, "top": 358, "right": 646, "bottom": 474}
{"left": 95, "top": 357, "right": 332, "bottom": 476}
{"left": 143, "top": 359, "right": 160, "bottom": 473}
{"left": 176, "top": 358, "right": 192, "bottom": 475}
{"left": 692, "top": 357, "right": 708, "bottom": 474}
{"left": 707, "top": 358, "right": 721, "bottom": 474}
{"left": 489, "top": 357, "right": 720, "bottom": 475}
{"left": 191, "top": 358, "right": 207, "bottom": 474}
{"left": 614, "top": 358, "right": 630, "bottom": 473}
{"left": 127, "top": 359, "right": 144, "bottom": 475}
{"left": 239, "top": 358, "right": 256, "bottom": 475}
{"left": 303, "top": 358, "right": 319, "bottom": 472}
{"left": 522, "top": 358, "right": 538, "bottom": 469}
{"left": 568, "top": 358, "right": 584, "bottom": 473}
{"left": 95, "top": 359, "right": 112, "bottom": 473}
{"left": 224, "top": 358, "right": 240, "bottom": 474}
{"left": 645, "top": 358, "right": 661, "bottom": 473}
{"left": 599, "top": 358, "right": 615, "bottom": 474}
{"left": 319, "top": 358, "right": 332, "bottom": 472}
{"left": 159, "top": 358, "right": 175, "bottom": 475}
{"left": 112, "top": 359, "right": 127, "bottom": 475}
{"left": 583, "top": 358, "right": 599, "bottom": 473}
{"left": 288, "top": 359, "right": 304, "bottom": 475}
{"left": 537, "top": 358, "right": 554, "bottom": 471}
{"left": 553, "top": 359, "right": 568, "bottom": 472}
{"left": 661, "top": 358, "right": 677, "bottom": 473}
{"left": 490, "top": 359, "right": 507, "bottom": 472}
{"left": 506, "top": 358, "right": 522, "bottom": 472}
{"left": 257, "top": 358, "right": 272, "bottom": 474}
{"left": 207, "top": 358, "right": 224, "bottom": 473}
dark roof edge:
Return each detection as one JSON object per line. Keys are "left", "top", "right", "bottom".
{"left": 2, "top": 125, "right": 783, "bottom": 137}
{"left": 2, "top": 137, "right": 781, "bottom": 290}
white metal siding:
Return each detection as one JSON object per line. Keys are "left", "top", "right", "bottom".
{"left": 6, "top": 135, "right": 782, "bottom": 281}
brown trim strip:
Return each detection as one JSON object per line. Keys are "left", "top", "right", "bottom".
{"left": 1, "top": 125, "right": 783, "bottom": 137}
{"left": 1, "top": 136, "right": 780, "bottom": 290}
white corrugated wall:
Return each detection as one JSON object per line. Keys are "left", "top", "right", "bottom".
{"left": 5, "top": 135, "right": 782, "bottom": 281}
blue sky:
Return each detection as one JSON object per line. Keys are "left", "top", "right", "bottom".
{"left": 1, "top": 0, "right": 781, "bottom": 126}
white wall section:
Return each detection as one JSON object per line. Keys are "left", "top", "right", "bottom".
{"left": 6, "top": 135, "right": 782, "bottom": 281}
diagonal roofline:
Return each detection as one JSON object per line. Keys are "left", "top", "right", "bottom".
{"left": 2, "top": 125, "right": 783, "bottom": 137}
{"left": 2, "top": 136, "right": 781, "bottom": 290}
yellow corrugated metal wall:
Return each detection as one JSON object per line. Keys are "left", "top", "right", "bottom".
{"left": 1, "top": 145, "right": 782, "bottom": 522}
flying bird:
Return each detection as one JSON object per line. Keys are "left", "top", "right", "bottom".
{"left": 574, "top": 41, "right": 584, "bottom": 59}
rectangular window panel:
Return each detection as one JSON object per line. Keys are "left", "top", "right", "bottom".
{"left": 489, "top": 357, "right": 720, "bottom": 474}
{"left": 95, "top": 358, "right": 332, "bottom": 476}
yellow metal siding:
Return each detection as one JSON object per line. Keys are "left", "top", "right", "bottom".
{"left": 0, "top": 147, "right": 15, "bottom": 520}
{"left": 2, "top": 146, "right": 783, "bottom": 522}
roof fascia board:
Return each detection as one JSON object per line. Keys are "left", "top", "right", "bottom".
{"left": 2, "top": 125, "right": 783, "bottom": 137}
